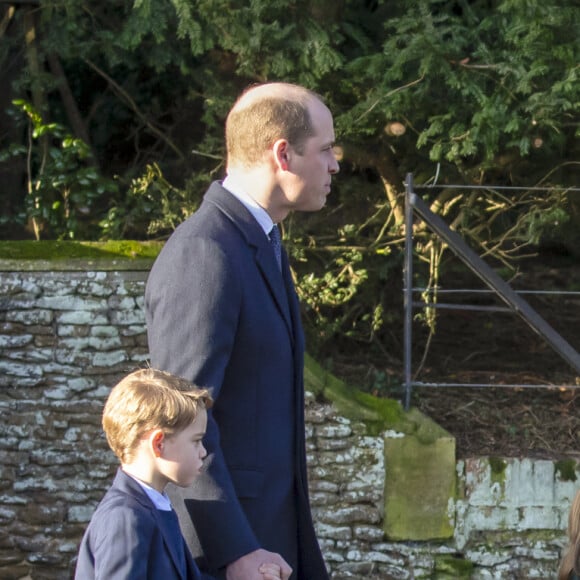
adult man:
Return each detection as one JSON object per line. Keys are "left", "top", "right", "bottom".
{"left": 145, "top": 82, "right": 339, "bottom": 580}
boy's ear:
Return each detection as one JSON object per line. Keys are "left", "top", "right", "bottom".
{"left": 151, "top": 429, "right": 165, "bottom": 457}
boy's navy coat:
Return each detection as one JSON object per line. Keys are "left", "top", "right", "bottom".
{"left": 145, "top": 182, "right": 328, "bottom": 579}
{"left": 74, "top": 468, "right": 202, "bottom": 579}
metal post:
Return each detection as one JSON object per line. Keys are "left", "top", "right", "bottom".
{"left": 403, "top": 173, "right": 414, "bottom": 411}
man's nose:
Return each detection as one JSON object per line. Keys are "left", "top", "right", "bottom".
{"left": 330, "top": 146, "right": 341, "bottom": 174}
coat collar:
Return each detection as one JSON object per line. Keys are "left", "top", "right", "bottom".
{"left": 112, "top": 469, "right": 196, "bottom": 580}
{"left": 204, "top": 182, "right": 294, "bottom": 342}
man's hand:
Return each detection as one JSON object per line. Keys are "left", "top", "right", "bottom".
{"left": 226, "top": 549, "right": 292, "bottom": 580}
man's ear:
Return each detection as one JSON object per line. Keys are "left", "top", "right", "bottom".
{"left": 273, "top": 139, "right": 290, "bottom": 171}
{"left": 151, "top": 429, "right": 165, "bottom": 458}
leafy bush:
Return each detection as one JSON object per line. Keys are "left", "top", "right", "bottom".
{"left": 1, "top": 100, "right": 117, "bottom": 240}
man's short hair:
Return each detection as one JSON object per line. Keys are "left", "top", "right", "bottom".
{"left": 225, "top": 83, "right": 323, "bottom": 166}
{"left": 102, "top": 368, "right": 212, "bottom": 464}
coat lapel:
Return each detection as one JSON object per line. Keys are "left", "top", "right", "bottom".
{"left": 155, "top": 509, "right": 203, "bottom": 580}
{"left": 205, "top": 182, "right": 294, "bottom": 343}
{"left": 113, "top": 470, "right": 191, "bottom": 580}
{"left": 153, "top": 509, "right": 189, "bottom": 580}
{"left": 255, "top": 242, "right": 294, "bottom": 343}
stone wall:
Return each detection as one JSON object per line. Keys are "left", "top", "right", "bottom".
{"left": 0, "top": 267, "right": 149, "bottom": 580}
{"left": 0, "top": 265, "right": 575, "bottom": 579}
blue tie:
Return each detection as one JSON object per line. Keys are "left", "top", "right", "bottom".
{"left": 269, "top": 225, "right": 282, "bottom": 271}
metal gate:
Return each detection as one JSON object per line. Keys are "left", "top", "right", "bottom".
{"left": 403, "top": 173, "right": 580, "bottom": 410}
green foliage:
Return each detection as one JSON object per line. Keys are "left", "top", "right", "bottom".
{"left": 99, "top": 163, "right": 200, "bottom": 239}
{"left": 523, "top": 206, "right": 570, "bottom": 246}
{"left": 1, "top": 100, "right": 117, "bottom": 240}
{"left": 1, "top": 0, "right": 579, "bottom": 370}
{"left": 295, "top": 247, "right": 369, "bottom": 340}
{"left": 341, "top": 0, "right": 579, "bottom": 171}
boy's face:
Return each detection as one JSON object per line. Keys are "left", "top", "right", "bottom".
{"left": 161, "top": 408, "right": 208, "bottom": 487}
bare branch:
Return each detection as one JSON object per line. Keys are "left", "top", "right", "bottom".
{"left": 83, "top": 58, "right": 185, "bottom": 161}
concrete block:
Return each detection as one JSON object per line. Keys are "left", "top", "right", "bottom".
{"left": 384, "top": 416, "right": 456, "bottom": 540}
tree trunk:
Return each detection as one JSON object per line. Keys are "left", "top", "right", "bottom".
{"left": 344, "top": 142, "right": 406, "bottom": 228}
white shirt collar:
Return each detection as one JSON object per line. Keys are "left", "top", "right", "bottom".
{"left": 222, "top": 175, "right": 275, "bottom": 235}
{"left": 124, "top": 471, "right": 173, "bottom": 511}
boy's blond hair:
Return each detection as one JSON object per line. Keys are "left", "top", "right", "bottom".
{"left": 103, "top": 368, "right": 212, "bottom": 464}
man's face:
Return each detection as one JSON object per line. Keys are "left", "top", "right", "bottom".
{"left": 283, "top": 99, "right": 340, "bottom": 212}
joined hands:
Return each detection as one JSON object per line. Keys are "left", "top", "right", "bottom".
{"left": 226, "top": 549, "right": 292, "bottom": 580}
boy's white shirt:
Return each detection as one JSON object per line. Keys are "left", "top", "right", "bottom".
{"left": 124, "top": 470, "right": 173, "bottom": 511}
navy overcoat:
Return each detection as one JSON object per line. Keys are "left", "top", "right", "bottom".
{"left": 75, "top": 468, "right": 203, "bottom": 579}
{"left": 145, "top": 182, "right": 328, "bottom": 579}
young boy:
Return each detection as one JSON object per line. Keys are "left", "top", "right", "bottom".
{"left": 74, "top": 368, "right": 283, "bottom": 580}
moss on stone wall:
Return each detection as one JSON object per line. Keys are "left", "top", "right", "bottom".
{"left": 305, "top": 353, "right": 416, "bottom": 435}
{"left": 555, "top": 459, "right": 578, "bottom": 482}
{"left": 433, "top": 554, "right": 474, "bottom": 578}
{"left": 304, "top": 352, "right": 454, "bottom": 445}
{"left": 489, "top": 457, "right": 508, "bottom": 480}
{"left": 0, "top": 241, "right": 163, "bottom": 271}
{"left": 0, "top": 240, "right": 162, "bottom": 259}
